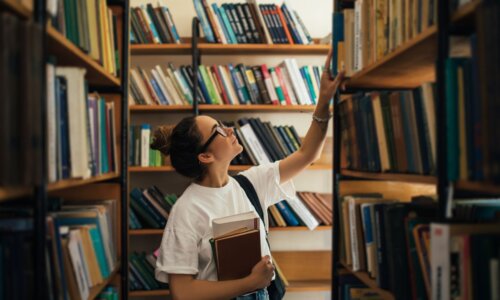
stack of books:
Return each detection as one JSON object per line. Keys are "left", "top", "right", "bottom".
{"left": 337, "top": 0, "right": 438, "bottom": 75}
{"left": 129, "top": 186, "right": 177, "bottom": 229}
{"left": 49, "top": 0, "right": 121, "bottom": 76}
{"left": 130, "top": 3, "right": 181, "bottom": 44}
{"left": 269, "top": 193, "right": 332, "bottom": 228}
{"left": 339, "top": 83, "right": 437, "bottom": 175}
{"left": 129, "top": 250, "right": 169, "bottom": 291}
{"left": 46, "top": 64, "right": 119, "bottom": 183}
{"left": 0, "top": 12, "right": 43, "bottom": 187}
{"left": 129, "top": 59, "right": 324, "bottom": 106}
{"left": 193, "top": 0, "right": 313, "bottom": 44}
{"left": 46, "top": 199, "right": 118, "bottom": 300}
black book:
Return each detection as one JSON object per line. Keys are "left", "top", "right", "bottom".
{"left": 255, "top": 118, "right": 286, "bottom": 160}
{"left": 266, "top": 122, "right": 291, "bottom": 157}
{"left": 227, "top": 4, "right": 247, "bottom": 43}
{"left": 152, "top": 5, "right": 173, "bottom": 43}
{"left": 130, "top": 11, "right": 147, "bottom": 44}
{"left": 277, "top": 126, "right": 296, "bottom": 153}
{"left": 147, "top": 187, "right": 171, "bottom": 213}
{"left": 235, "top": 4, "right": 255, "bottom": 43}
{"left": 251, "top": 66, "right": 272, "bottom": 104}
{"left": 258, "top": 4, "right": 278, "bottom": 44}
{"left": 288, "top": 125, "right": 302, "bottom": 147}
{"left": 247, "top": 118, "right": 279, "bottom": 161}
{"left": 222, "top": 4, "right": 243, "bottom": 44}
{"left": 242, "top": 3, "right": 261, "bottom": 43}
{"left": 269, "top": 4, "right": 288, "bottom": 44}
{"left": 180, "top": 65, "right": 206, "bottom": 104}
{"left": 236, "top": 64, "right": 258, "bottom": 104}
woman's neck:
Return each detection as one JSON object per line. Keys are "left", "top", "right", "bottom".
{"left": 196, "top": 162, "right": 230, "bottom": 188}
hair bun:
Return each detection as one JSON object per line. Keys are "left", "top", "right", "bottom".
{"left": 151, "top": 125, "right": 174, "bottom": 156}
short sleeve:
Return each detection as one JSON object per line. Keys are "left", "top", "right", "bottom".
{"left": 239, "top": 161, "right": 297, "bottom": 209}
{"left": 155, "top": 227, "right": 199, "bottom": 283}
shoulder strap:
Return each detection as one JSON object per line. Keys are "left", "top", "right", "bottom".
{"left": 232, "top": 174, "right": 265, "bottom": 227}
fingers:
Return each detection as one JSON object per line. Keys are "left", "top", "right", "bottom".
{"left": 324, "top": 48, "right": 333, "bottom": 72}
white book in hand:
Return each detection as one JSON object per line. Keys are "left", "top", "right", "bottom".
{"left": 212, "top": 211, "right": 260, "bottom": 239}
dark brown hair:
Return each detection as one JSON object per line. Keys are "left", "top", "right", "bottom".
{"left": 150, "top": 117, "right": 207, "bottom": 179}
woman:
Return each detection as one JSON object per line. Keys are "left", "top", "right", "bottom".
{"left": 152, "top": 51, "right": 344, "bottom": 300}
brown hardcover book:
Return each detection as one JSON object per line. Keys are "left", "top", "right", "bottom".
{"left": 309, "top": 193, "right": 332, "bottom": 224}
{"left": 313, "top": 193, "right": 333, "bottom": 212}
{"left": 298, "top": 192, "right": 330, "bottom": 225}
{"left": 214, "top": 229, "right": 261, "bottom": 281}
{"left": 133, "top": 8, "right": 154, "bottom": 43}
{"left": 389, "top": 91, "right": 408, "bottom": 172}
{"left": 247, "top": 2, "right": 266, "bottom": 44}
{"left": 201, "top": 0, "right": 222, "bottom": 43}
{"left": 346, "top": 99, "right": 360, "bottom": 170}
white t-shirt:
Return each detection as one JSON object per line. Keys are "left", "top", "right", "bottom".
{"left": 155, "top": 161, "right": 297, "bottom": 283}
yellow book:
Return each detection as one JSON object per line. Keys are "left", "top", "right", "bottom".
{"left": 87, "top": 0, "right": 100, "bottom": 61}
{"left": 269, "top": 205, "right": 287, "bottom": 227}
{"left": 80, "top": 226, "right": 103, "bottom": 286}
{"left": 107, "top": 9, "right": 117, "bottom": 76}
{"left": 98, "top": 0, "right": 110, "bottom": 72}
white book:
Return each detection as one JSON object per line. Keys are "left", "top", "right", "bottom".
{"left": 212, "top": 211, "right": 259, "bottom": 239}
{"left": 174, "top": 69, "right": 194, "bottom": 104}
{"left": 354, "top": 0, "right": 362, "bottom": 71}
{"left": 239, "top": 124, "right": 271, "bottom": 164}
{"left": 308, "top": 66, "right": 319, "bottom": 103}
{"left": 288, "top": 59, "right": 312, "bottom": 105}
{"left": 279, "top": 66, "right": 299, "bottom": 105}
{"left": 165, "top": 66, "right": 188, "bottom": 104}
{"left": 207, "top": 4, "right": 228, "bottom": 44}
{"left": 55, "top": 67, "right": 91, "bottom": 179}
{"left": 46, "top": 63, "right": 57, "bottom": 183}
{"left": 155, "top": 65, "right": 180, "bottom": 105}
{"left": 286, "top": 198, "right": 319, "bottom": 231}
{"left": 262, "top": 67, "right": 279, "bottom": 105}
{"left": 141, "top": 124, "right": 151, "bottom": 167}
{"left": 67, "top": 228, "right": 90, "bottom": 300}
{"left": 284, "top": 0, "right": 309, "bottom": 45}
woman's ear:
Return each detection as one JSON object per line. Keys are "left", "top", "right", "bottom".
{"left": 198, "top": 152, "right": 214, "bottom": 165}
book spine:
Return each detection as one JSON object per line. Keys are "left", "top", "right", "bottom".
{"left": 275, "top": 201, "right": 299, "bottom": 226}
{"left": 192, "top": 0, "right": 215, "bottom": 43}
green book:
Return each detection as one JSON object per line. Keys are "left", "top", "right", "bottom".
{"left": 199, "top": 66, "right": 220, "bottom": 104}
{"left": 445, "top": 58, "right": 461, "bottom": 181}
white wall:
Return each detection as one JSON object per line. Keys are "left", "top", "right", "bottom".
{"left": 130, "top": 1, "right": 333, "bottom": 299}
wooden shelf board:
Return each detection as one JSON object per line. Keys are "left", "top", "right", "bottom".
{"left": 130, "top": 43, "right": 191, "bottom": 55}
{"left": 0, "top": 0, "right": 31, "bottom": 17}
{"left": 287, "top": 280, "right": 331, "bottom": 292}
{"left": 130, "top": 164, "right": 331, "bottom": 172}
{"left": 129, "top": 289, "right": 170, "bottom": 297}
{"left": 340, "top": 262, "right": 394, "bottom": 300}
{"left": 129, "top": 104, "right": 318, "bottom": 113}
{"left": 455, "top": 180, "right": 500, "bottom": 194}
{"left": 341, "top": 169, "right": 437, "bottom": 185}
{"left": 270, "top": 225, "right": 332, "bottom": 232}
{"left": 48, "top": 173, "right": 120, "bottom": 192}
{"left": 47, "top": 26, "right": 121, "bottom": 87}
{"left": 88, "top": 265, "right": 120, "bottom": 300}
{"left": 0, "top": 187, "right": 32, "bottom": 202}
{"left": 129, "top": 226, "right": 332, "bottom": 236}
{"left": 130, "top": 43, "right": 329, "bottom": 55}
{"left": 346, "top": 26, "right": 437, "bottom": 89}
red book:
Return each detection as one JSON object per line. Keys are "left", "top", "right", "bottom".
{"left": 260, "top": 64, "right": 279, "bottom": 105}
{"left": 211, "top": 66, "right": 230, "bottom": 104}
{"left": 274, "top": 67, "right": 292, "bottom": 105}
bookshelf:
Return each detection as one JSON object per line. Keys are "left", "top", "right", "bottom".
{"left": 128, "top": 1, "right": 334, "bottom": 298}
{"left": 331, "top": 0, "right": 499, "bottom": 299}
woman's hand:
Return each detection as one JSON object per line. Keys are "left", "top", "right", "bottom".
{"left": 247, "top": 255, "right": 274, "bottom": 290}
{"left": 317, "top": 48, "right": 345, "bottom": 107}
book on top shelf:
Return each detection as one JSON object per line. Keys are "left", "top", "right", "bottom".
{"left": 130, "top": 2, "right": 181, "bottom": 45}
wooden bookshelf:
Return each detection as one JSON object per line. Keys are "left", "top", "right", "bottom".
{"left": 130, "top": 41, "right": 329, "bottom": 56}
{"left": 0, "top": 0, "right": 31, "bottom": 17}
{"left": 129, "top": 104, "right": 318, "bottom": 113}
{"left": 47, "top": 26, "right": 121, "bottom": 87}
{"left": 346, "top": 26, "right": 437, "bottom": 89}
{"left": 129, "top": 164, "right": 332, "bottom": 172}
{"left": 341, "top": 170, "right": 437, "bottom": 185}
{"left": 0, "top": 187, "right": 31, "bottom": 202}
{"left": 455, "top": 180, "right": 500, "bottom": 195}
{"left": 129, "top": 226, "right": 332, "bottom": 236}
{"left": 129, "top": 289, "right": 170, "bottom": 297}
{"left": 47, "top": 173, "right": 120, "bottom": 193}
{"left": 340, "top": 262, "right": 394, "bottom": 300}
{"left": 287, "top": 280, "right": 331, "bottom": 292}
{"left": 88, "top": 265, "right": 120, "bottom": 300}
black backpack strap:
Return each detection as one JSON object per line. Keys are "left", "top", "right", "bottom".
{"left": 232, "top": 174, "right": 265, "bottom": 229}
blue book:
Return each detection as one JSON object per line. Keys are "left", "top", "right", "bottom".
{"left": 99, "top": 98, "right": 109, "bottom": 174}
{"left": 141, "top": 5, "right": 161, "bottom": 43}
{"left": 218, "top": 5, "right": 238, "bottom": 44}
{"left": 193, "top": 0, "right": 215, "bottom": 43}
{"left": 57, "top": 76, "right": 71, "bottom": 179}
{"left": 150, "top": 77, "right": 168, "bottom": 105}
{"left": 222, "top": 4, "right": 241, "bottom": 43}
{"left": 130, "top": 188, "right": 166, "bottom": 227}
{"left": 228, "top": 64, "right": 247, "bottom": 104}
{"left": 89, "top": 226, "right": 110, "bottom": 278}
{"left": 212, "top": 3, "right": 232, "bottom": 44}
{"left": 165, "top": 7, "right": 181, "bottom": 42}
{"left": 300, "top": 67, "right": 315, "bottom": 103}
{"left": 281, "top": 4, "right": 302, "bottom": 44}
{"left": 275, "top": 201, "right": 299, "bottom": 226}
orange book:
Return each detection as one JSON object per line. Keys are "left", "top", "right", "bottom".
{"left": 274, "top": 5, "right": 294, "bottom": 44}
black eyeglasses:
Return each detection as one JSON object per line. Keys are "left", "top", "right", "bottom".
{"left": 199, "top": 120, "right": 228, "bottom": 153}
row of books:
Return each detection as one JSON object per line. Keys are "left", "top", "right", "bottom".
{"left": 46, "top": 65, "right": 119, "bottom": 183}
{"left": 96, "top": 286, "right": 119, "bottom": 300}
{"left": 445, "top": 1, "right": 500, "bottom": 183}
{"left": 129, "top": 60, "right": 324, "bottom": 107}
{"left": 46, "top": 199, "right": 118, "bottom": 300}
{"left": 336, "top": 0, "right": 437, "bottom": 76}
{"left": 129, "top": 186, "right": 178, "bottom": 230}
{"left": 130, "top": 3, "right": 181, "bottom": 44}
{"left": 0, "top": 13, "right": 43, "bottom": 187}
{"left": 194, "top": 0, "right": 313, "bottom": 45}
{"left": 0, "top": 216, "right": 35, "bottom": 299}
{"left": 48, "top": 0, "right": 120, "bottom": 77}
{"left": 340, "top": 194, "right": 500, "bottom": 300}
{"left": 129, "top": 119, "right": 302, "bottom": 167}
{"left": 129, "top": 250, "right": 168, "bottom": 291}
{"left": 269, "top": 193, "right": 332, "bottom": 228}
{"left": 339, "top": 83, "right": 437, "bottom": 175}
